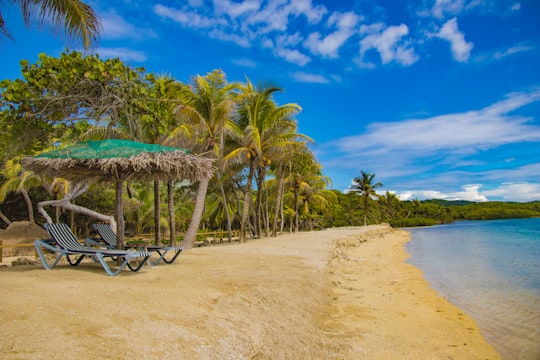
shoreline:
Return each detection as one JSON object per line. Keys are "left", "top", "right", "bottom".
{"left": 0, "top": 225, "right": 499, "bottom": 359}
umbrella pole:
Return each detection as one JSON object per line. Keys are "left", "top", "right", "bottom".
{"left": 115, "top": 177, "right": 125, "bottom": 250}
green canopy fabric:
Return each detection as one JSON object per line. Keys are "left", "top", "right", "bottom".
{"left": 23, "top": 139, "right": 212, "bottom": 183}
{"left": 36, "top": 139, "right": 190, "bottom": 159}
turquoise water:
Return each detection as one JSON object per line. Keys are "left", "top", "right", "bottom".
{"left": 406, "top": 218, "right": 540, "bottom": 360}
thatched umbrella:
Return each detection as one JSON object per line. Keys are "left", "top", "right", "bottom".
{"left": 22, "top": 139, "right": 215, "bottom": 248}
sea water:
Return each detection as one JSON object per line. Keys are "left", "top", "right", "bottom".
{"left": 406, "top": 218, "right": 540, "bottom": 360}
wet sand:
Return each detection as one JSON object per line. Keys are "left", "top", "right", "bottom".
{"left": 0, "top": 225, "right": 500, "bottom": 359}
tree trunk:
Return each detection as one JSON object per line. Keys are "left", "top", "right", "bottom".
{"left": 115, "top": 178, "right": 125, "bottom": 249}
{"left": 239, "top": 163, "right": 255, "bottom": 243}
{"left": 154, "top": 180, "right": 161, "bottom": 246}
{"left": 272, "top": 162, "right": 284, "bottom": 237}
{"left": 263, "top": 186, "right": 269, "bottom": 237}
{"left": 167, "top": 180, "right": 177, "bottom": 246}
{"left": 182, "top": 176, "right": 210, "bottom": 249}
{"left": 280, "top": 196, "right": 285, "bottom": 234}
{"left": 363, "top": 195, "right": 368, "bottom": 226}
{"left": 70, "top": 208, "right": 75, "bottom": 229}
{"left": 294, "top": 187, "right": 299, "bottom": 232}
{"left": 0, "top": 209, "right": 12, "bottom": 226}
{"left": 217, "top": 173, "right": 233, "bottom": 242}
{"left": 20, "top": 190, "right": 34, "bottom": 223}
{"left": 37, "top": 183, "right": 116, "bottom": 231}
{"left": 254, "top": 168, "right": 264, "bottom": 239}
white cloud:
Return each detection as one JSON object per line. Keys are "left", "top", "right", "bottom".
{"left": 334, "top": 89, "right": 540, "bottom": 154}
{"left": 435, "top": 17, "right": 473, "bottom": 62}
{"left": 208, "top": 29, "right": 251, "bottom": 47}
{"left": 288, "top": 0, "right": 328, "bottom": 23}
{"left": 494, "top": 44, "right": 534, "bottom": 59}
{"left": 232, "top": 58, "right": 257, "bottom": 67}
{"left": 290, "top": 71, "right": 329, "bottom": 83}
{"left": 359, "top": 23, "right": 418, "bottom": 66}
{"left": 483, "top": 182, "right": 540, "bottom": 202}
{"left": 395, "top": 184, "right": 488, "bottom": 202}
{"left": 304, "top": 11, "right": 360, "bottom": 58}
{"left": 389, "top": 182, "right": 540, "bottom": 203}
{"left": 246, "top": 0, "right": 327, "bottom": 34}
{"left": 276, "top": 32, "right": 304, "bottom": 48}
{"left": 448, "top": 184, "right": 489, "bottom": 201}
{"left": 214, "top": 0, "right": 261, "bottom": 18}
{"left": 432, "top": 0, "right": 466, "bottom": 19}
{"left": 100, "top": 9, "right": 157, "bottom": 40}
{"left": 396, "top": 190, "right": 447, "bottom": 201}
{"left": 274, "top": 48, "right": 311, "bottom": 66}
{"left": 97, "top": 47, "right": 147, "bottom": 62}
{"left": 153, "top": 4, "right": 224, "bottom": 29}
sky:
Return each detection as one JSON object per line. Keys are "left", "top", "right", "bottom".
{"left": 1, "top": 0, "right": 540, "bottom": 202}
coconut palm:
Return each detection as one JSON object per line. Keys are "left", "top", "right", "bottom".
{"left": 0, "top": 157, "right": 41, "bottom": 223}
{"left": 349, "top": 171, "right": 383, "bottom": 226}
{"left": 173, "top": 70, "right": 238, "bottom": 249}
{"left": 380, "top": 191, "right": 400, "bottom": 221}
{"left": 1, "top": 0, "right": 102, "bottom": 49}
{"left": 289, "top": 167, "right": 333, "bottom": 232}
{"left": 144, "top": 74, "right": 185, "bottom": 246}
{"left": 271, "top": 146, "right": 316, "bottom": 234}
{"left": 123, "top": 182, "right": 156, "bottom": 235}
{"left": 226, "top": 80, "right": 310, "bottom": 241}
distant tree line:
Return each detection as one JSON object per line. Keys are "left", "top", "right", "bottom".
{"left": 284, "top": 189, "right": 540, "bottom": 229}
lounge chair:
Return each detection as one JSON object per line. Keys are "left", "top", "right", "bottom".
{"left": 87, "top": 223, "right": 183, "bottom": 266}
{"left": 35, "top": 223, "right": 151, "bottom": 276}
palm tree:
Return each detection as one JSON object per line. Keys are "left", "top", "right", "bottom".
{"left": 0, "top": 157, "right": 42, "bottom": 223}
{"left": 144, "top": 74, "right": 185, "bottom": 246}
{"left": 1, "top": 0, "right": 102, "bottom": 49}
{"left": 226, "top": 80, "right": 310, "bottom": 241}
{"left": 173, "top": 70, "right": 238, "bottom": 249}
{"left": 349, "top": 171, "right": 383, "bottom": 226}
{"left": 277, "top": 148, "right": 320, "bottom": 233}
{"left": 123, "top": 182, "right": 156, "bottom": 235}
{"left": 287, "top": 170, "right": 333, "bottom": 231}
{"left": 380, "top": 191, "right": 400, "bottom": 222}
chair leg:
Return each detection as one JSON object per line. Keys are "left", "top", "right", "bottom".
{"left": 65, "top": 254, "right": 87, "bottom": 266}
{"left": 126, "top": 255, "right": 150, "bottom": 272}
{"left": 92, "top": 253, "right": 129, "bottom": 276}
{"left": 157, "top": 248, "right": 183, "bottom": 265}
{"left": 93, "top": 253, "right": 149, "bottom": 276}
{"left": 34, "top": 241, "right": 64, "bottom": 270}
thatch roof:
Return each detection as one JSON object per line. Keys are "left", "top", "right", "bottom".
{"left": 22, "top": 140, "right": 215, "bottom": 183}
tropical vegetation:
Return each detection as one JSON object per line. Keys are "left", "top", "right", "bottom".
{"left": 1, "top": 0, "right": 102, "bottom": 49}
{"left": 1, "top": 51, "right": 539, "bottom": 246}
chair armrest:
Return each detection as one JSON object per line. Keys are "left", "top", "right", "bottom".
{"left": 85, "top": 237, "right": 109, "bottom": 248}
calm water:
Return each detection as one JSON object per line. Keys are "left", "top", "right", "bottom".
{"left": 406, "top": 218, "right": 540, "bottom": 360}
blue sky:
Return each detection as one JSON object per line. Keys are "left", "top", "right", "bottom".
{"left": 1, "top": 0, "right": 540, "bottom": 202}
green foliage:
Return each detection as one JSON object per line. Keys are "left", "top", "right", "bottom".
{"left": 450, "top": 201, "right": 540, "bottom": 220}
{"left": 0, "top": 0, "right": 102, "bottom": 50}
{"left": 0, "top": 50, "right": 147, "bottom": 159}
{"left": 390, "top": 218, "right": 437, "bottom": 227}
{"left": 349, "top": 171, "right": 383, "bottom": 225}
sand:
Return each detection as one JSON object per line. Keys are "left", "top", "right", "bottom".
{"left": 0, "top": 225, "right": 500, "bottom": 359}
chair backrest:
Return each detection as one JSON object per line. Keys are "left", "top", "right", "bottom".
{"left": 93, "top": 223, "right": 118, "bottom": 247}
{"left": 44, "top": 223, "right": 86, "bottom": 251}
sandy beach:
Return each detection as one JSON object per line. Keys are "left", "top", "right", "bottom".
{"left": 0, "top": 225, "right": 500, "bottom": 359}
